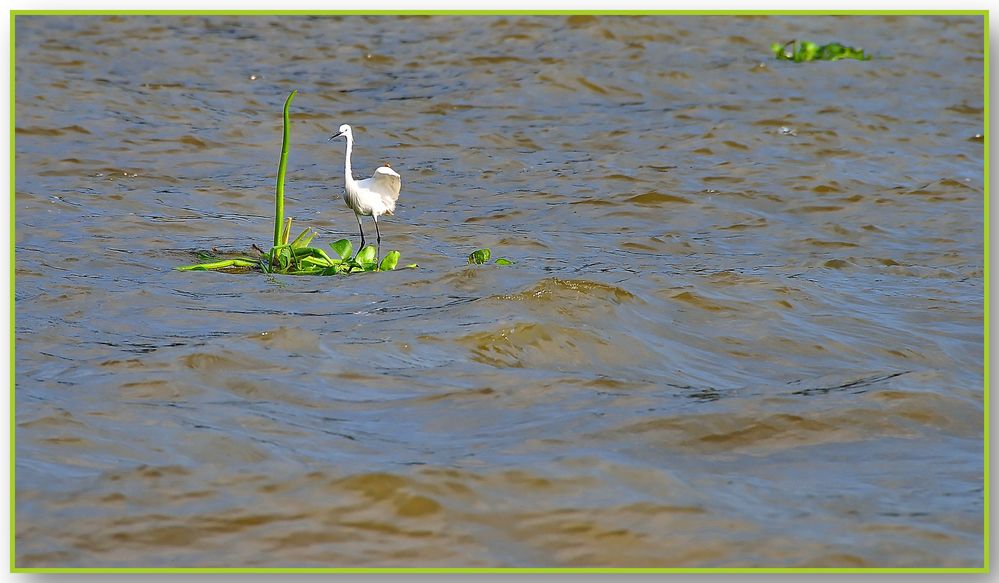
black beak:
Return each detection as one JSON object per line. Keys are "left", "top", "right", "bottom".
{"left": 329, "top": 131, "right": 344, "bottom": 141}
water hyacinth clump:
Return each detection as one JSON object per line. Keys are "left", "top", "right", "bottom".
{"left": 771, "top": 39, "right": 871, "bottom": 62}
{"left": 264, "top": 228, "right": 404, "bottom": 275}
{"left": 468, "top": 248, "right": 513, "bottom": 266}
{"left": 177, "top": 227, "right": 406, "bottom": 275}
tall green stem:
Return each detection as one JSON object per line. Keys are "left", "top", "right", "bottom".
{"left": 274, "top": 90, "right": 297, "bottom": 247}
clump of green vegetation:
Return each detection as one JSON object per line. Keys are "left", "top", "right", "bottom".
{"left": 468, "top": 248, "right": 513, "bottom": 266}
{"left": 771, "top": 40, "right": 871, "bottom": 62}
{"left": 177, "top": 225, "right": 404, "bottom": 274}
{"left": 260, "top": 227, "right": 404, "bottom": 275}
{"left": 178, "top": 90, "right": 409, "bottom": 276}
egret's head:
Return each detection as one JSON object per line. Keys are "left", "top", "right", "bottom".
{"left": 329, "top": 124, "right": 352, "bottom": 141}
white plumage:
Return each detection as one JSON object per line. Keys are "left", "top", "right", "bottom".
{"left": 329, "top": 124, "right": 402, "bottom": 261}
{"left": 352, "top": 165, "right": 401, "bottom": 216}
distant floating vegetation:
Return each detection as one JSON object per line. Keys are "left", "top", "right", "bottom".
{"left": 468, "top": 248, "right": 513, "bottom": 266}
{"left": 771, "top": 40, "right": 871, "bottom": 63}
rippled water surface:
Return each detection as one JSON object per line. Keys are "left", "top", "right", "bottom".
{"left": 14, "top": 15, "right": 985, "bottom": 568}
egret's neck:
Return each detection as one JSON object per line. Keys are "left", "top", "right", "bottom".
{"left": 343, "top": 134, "right": 355, "bottom": 186}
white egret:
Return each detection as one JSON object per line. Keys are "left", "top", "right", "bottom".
{"left": 328, "top": 124, "right": 402, "bottom": 263}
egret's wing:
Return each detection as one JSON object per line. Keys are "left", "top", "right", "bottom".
{"left": 369, "top": 166, "right": 402, "bottom": 204}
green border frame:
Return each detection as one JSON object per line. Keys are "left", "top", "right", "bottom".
{"left": 5, "top": 9, "right": 993, "bottom": 15}
{"left": 8, "top": 9, "right": 989, "bottom": 575}
{"left": 985, "top": 8, "right": 992, "bottom": 578}
{"left": 7, "top": 8, "right": 14, "bottom": 577}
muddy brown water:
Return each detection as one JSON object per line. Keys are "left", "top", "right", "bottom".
{"left": 14, "top": 15, "right": 985, "bottom": 568}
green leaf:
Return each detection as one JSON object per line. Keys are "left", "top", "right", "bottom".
{"left": 404, "top": 263, "right": 419, "bottom": 269}
{"left": 800, "top": 41, "right": 819, "bottom": 62}
{"left": 273, "top": 90, "right": 296, "bottom": 247}
{"left": 292, "top": 247, "right": 337, "bottom": 265}
{"left": 290, "top": 227, "right": 316, "bottom": 249}
{"left": 300, "top": 256, "right": 333, "bottom": 268}
{"left": 495, "top": 258, "right": 514, "bottom": 265}
{"left": 289, "top": 266, "right": 324, "bottom": 275}
{"left": 379, "top": 250, "right": 401, "bottom": 271}
{"left": 468, "top": 248, "right": 491, "bottom": 264}
{"left": 355, "top": 245, "right": 377, "bottom": 266}
{"left": 277, "top": 246, "right": 292, "bottom": 271}
{"left": 268, "top": 243, "right": 289, "bottom": 270}
{"left": 331, "top": 239, "right": 353, "bottom": 260}
{"left": 773, "top": 39, "right": 870, "bottom": 63}
{"left": 177, "top": 262, "right": 220, "bottom": 271}
{"left": 176, "top": 258, "right": 258, "bottom": 271}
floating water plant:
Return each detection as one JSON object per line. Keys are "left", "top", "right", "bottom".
{"left": 771, "top": 40, "right": 871, "bottom": 62}
{"left": 468, "top": 248, "right": 513, "bottom": 266}
{"left": 177, "top": 90, "right": 408, "bottom": 275}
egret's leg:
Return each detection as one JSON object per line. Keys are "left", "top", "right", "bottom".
{"left": 372, "top": 214, "right": 382, "bottom": 266}
{"left": 354, "top": 212, "right": 365, "bottom": 259}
